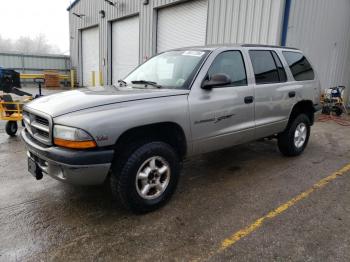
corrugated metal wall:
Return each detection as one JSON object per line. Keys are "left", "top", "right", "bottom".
{"left": 69, "top": 0, "right": 285, "bottom": 85}
{"left": 207, "top": 0, "right": 284, "bottom": 45}
{"left": 70, "top": 0, "right": 139, "bottom": 85}
{"left": 0, "top": 52, "right": 70, "bottom": 75}
{"left": 286, "top": 0, "right": 350, "bottom": 102}
{"left": 69, "top": 0, "right": 350, "bottom": 101}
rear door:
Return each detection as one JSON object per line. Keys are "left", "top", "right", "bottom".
{"left": 248, "top": 49, "right": 295, "bottom": 138}
{"left": 189, "top": 49, "right": 255, "bottom": 154}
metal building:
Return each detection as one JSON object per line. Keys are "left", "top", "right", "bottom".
{"left": 0, "top": 51, "right": 71, "bottom": 84}
{"left": 68, "top": 0, "right": 350, "bottom": 101}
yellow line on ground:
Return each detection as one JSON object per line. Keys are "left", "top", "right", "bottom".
{"left": 218, "top": 162, "right": 350, "bottom": 252}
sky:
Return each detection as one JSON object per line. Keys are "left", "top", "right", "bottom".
{"left": 0, "top": 0, "right": 71, "bottom": 54}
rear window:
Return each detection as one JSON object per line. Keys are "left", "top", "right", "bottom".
{"left": 249, "top": 50, "right": 287, "bottom": 84}
{"left": 282, "top": 51, "right": 315, "bottom": 81}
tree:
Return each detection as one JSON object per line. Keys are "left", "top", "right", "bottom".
{"left": 0, "top": 35, "right": 13, "bottom": 52}
{"left": 0, "top": 34, "right": 61, "bottom": 54}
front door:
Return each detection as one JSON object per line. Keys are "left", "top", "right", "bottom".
{"left": 188, "top": 50, "right": 255, "bottom": 155}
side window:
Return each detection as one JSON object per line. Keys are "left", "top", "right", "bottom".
{"left": 282, "top": 51, "right": 315, "bottom": 81}
{"left": 249, "top": 50, "right": 280, "bottom": 84}
{"left": 271, "top": 51, "right": 287, "bottom": 82}
{"left": 207, "top": 51, "right": 247, "bottom": 87}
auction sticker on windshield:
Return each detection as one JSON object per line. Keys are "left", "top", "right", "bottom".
{"left": 182, "top": 51, "right": 205, "bottom": 57}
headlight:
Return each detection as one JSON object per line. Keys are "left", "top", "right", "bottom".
{"left": 53, "top": 125, "right": 96, "bottom": 149}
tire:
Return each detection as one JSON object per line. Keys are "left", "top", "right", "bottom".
{"left": 334, "top": 106, "right": 343, "bottom": 116}
{"left": 278, "top": 114, "right": 310, "bottom": 157}
{"left": 110, "top": 141, "right": 181, "bottom": 214}
{"left": 5, "top": 121, "right": 18, "bottom": 137}
{"left": 322, "top": 106, "right": 330, "bottom": 115}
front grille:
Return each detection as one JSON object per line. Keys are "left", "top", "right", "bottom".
{"left": 35, "top": 115, "right": 49, "bottom": 126}
{"left": 37, "top": 129, "right": 50, "bottom": 138}
{"left": 23, "top": 109, "right": 52, "bottom": 145}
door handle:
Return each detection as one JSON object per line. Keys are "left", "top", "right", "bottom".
{"left": 244, "top": 96, "right": 254, "bottom": 104}
{"left": 289, "top": 91, "right": 296, "bottom": 98}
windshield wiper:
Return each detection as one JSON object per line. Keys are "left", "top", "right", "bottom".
{"left": 118, "top": 79, "right": 127, "bottom": 87}
{"left": 131, "top": 80, "right": 162, "bottom": 88}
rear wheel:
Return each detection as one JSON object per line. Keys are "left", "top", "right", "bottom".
{"left": 278, "top": 114, "right": 310, "bottom": 156}
{"left": 5, "top": 121, "right": 18, "bottom": 137}
{"left": 110, "top": 141, "right": 181, "bottom": 214}
{"left": 334, "top": 106, "right": 343, "bottom": 116}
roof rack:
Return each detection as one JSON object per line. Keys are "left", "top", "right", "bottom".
{"left": 241, "top": 44, "right": 299, "bottom": 50}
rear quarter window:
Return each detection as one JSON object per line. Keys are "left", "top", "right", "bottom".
{"left": 282, "top": 51, "right": 315, "bottom": 81}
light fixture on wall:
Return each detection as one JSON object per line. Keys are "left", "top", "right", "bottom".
{"left": 143, "top": 0, "right": 149, "bottom": 5}
{"left": 104, "top": 0, "right": 117, "bottom": 6}
{"left": 72, "top": 12, "right": 85, "bottom": 18}
{"left": 99, "top": 10, "right": 106, "bottom": 18}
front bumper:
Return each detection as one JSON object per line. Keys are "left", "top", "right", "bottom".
{"left": 21, "top": 129, "right": 114, "bottom": 185}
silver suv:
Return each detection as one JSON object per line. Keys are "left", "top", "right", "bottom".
{"left": 21, "top": 44, "right": 321, "bottom": 213}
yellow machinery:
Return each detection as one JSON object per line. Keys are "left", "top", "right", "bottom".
{"left": 0, "top": 94, "right": 32, "bottom": 136}
{"left": 0, "top": 77, "right": 45, "bottom": 136}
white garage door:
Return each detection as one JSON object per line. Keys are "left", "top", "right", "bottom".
{"left": 81, "top": 26, "right": 99, "bottom": 86}
{"left": 157, "top": 0, "right": 208, "bottom": 53}
{"left": 112, "top": 16, "right": 140, "bottom": 83}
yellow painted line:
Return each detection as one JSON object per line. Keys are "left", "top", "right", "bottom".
{"left": 217, "top": 162, "right": 350, "bottom": 252}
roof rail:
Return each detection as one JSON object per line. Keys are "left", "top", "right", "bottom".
{"left": 241, "top": 44, "right": 299, "bottom": 50}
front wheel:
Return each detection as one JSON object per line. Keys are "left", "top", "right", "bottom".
{"left": 278, "top": 114, "right": 310, "bottom": 156}
{"left": 110, "top": 141, "right": 181, "bottom": 214}
{"left": 5, "top": 121, "right": 18, "bottom": 137}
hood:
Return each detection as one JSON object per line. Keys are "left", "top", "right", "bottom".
{"left": 25, "top": 86, "right": 189, "bottom": 117}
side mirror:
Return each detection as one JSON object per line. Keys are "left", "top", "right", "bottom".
{"left": 201, "top": 73, "right": 231, "bottom": 90}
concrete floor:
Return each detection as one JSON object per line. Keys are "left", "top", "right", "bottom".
{"left": 0, "top": 93, "right": 350, "bottom": 261}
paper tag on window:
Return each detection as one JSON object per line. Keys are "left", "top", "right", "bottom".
{"left": 182, "top": 51, "right": 205, "bottom": 57}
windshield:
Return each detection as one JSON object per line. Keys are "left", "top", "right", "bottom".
{"left": 124, "top": 50, "right": 209, "bottom": 89}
